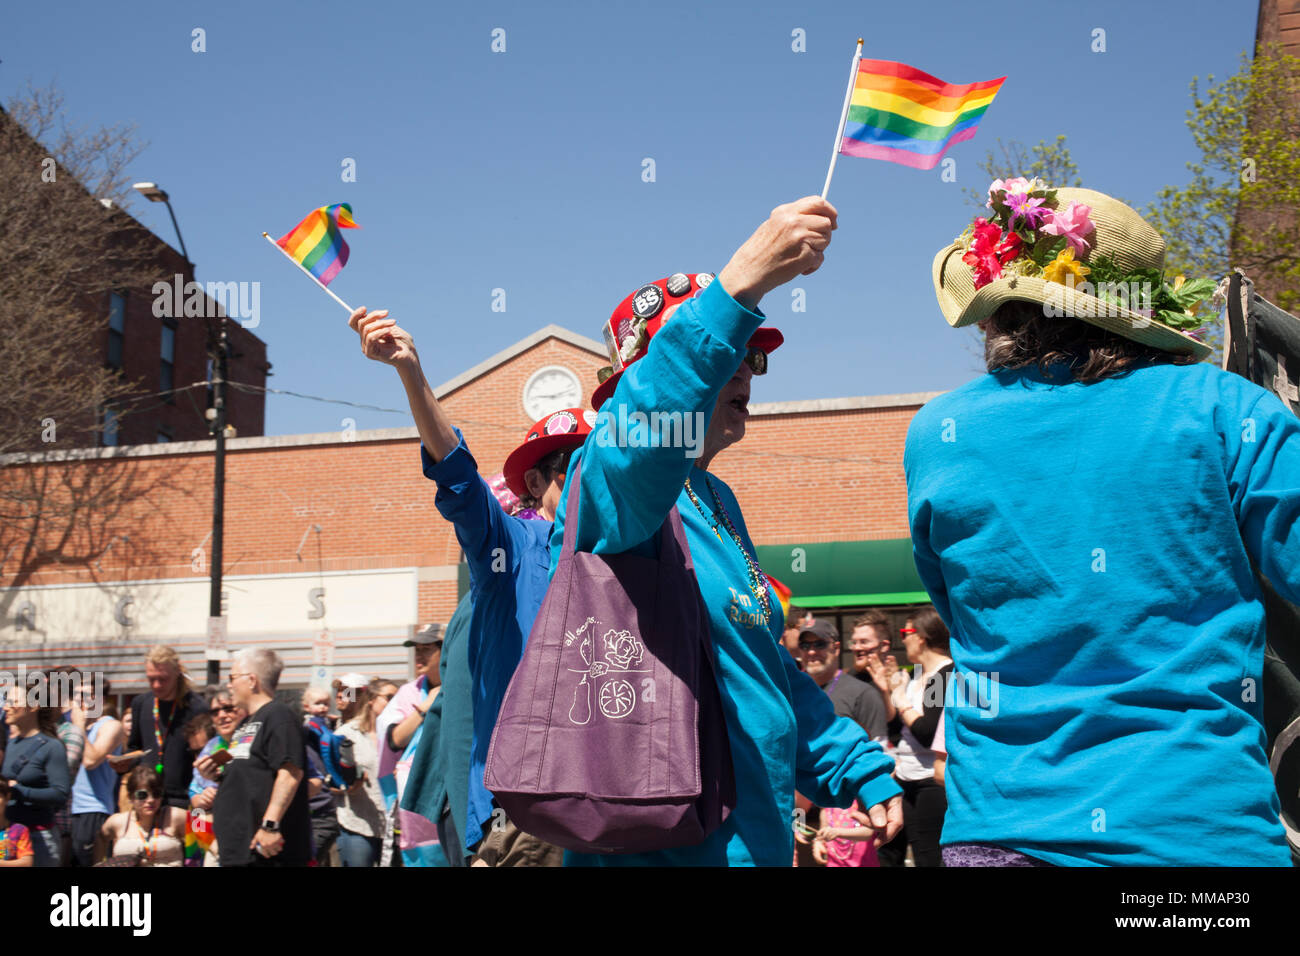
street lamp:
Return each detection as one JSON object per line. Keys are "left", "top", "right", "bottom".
{"left": 132, "top": 182, "right": 191, "bottom": 264}
{"left": 135, "top": 180, "right": 222, "bottom": 689}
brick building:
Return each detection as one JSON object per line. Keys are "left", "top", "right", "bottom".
{"left": 99, "top": 254, "right": 269, "bottom": 447}
{"left": 1230, "top": 0, "right": 1300, "bottom": 307}
{"left": 0, "top": 104, "right": 268, "bottom": 451}
{"left": 0, "top": 323, "right": 936, "bottom": 706}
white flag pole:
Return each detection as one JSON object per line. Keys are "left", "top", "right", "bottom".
{"left": 262, "top": 231, "right": 355, "bottom": 313}
{"left": 822, "top": 38, "right": 864, "bottom": 200}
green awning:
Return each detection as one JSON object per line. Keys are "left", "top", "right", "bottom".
{"left": 756, "top": 538, "right": 929, "bottom": 609}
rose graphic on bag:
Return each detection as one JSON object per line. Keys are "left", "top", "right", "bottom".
{"left": 603, "top": 630, "right": 645, "bottom": 669}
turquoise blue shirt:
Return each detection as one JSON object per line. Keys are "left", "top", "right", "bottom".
{"left": 423, "top": 437, "right": 553, "bottom": 853}
{"left": 552, "top": 278, "right": 901, "bottom": 866}
{"left": 905, "top": 361, "right": 1300, "bottom": 866}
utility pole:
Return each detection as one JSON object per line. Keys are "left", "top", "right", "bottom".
{"left": 206, "top": 316, "right": 228, "bottom": 689}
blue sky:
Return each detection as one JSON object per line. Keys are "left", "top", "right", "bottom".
{"left": 2, "top": 0, "right": 1257, "bottom": 436}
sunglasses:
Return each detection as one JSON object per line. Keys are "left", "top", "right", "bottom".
{"left": 131, "top": 790, "right": 158, "bottom": 802}
{"left": 899, "top": 627, "right": 918, "bottom": 636}
{"left": 744, "top": 347, "right": 768, "bottom": 376}
{"left": 798, "top": 638, "right": 830, "bottom": 651}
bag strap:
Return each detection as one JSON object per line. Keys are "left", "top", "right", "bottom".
{"left": 562, "top": 451, "right": 697, "bottom": 572}
{"left": 1225, "top": 270, "right": 1250, "bottom": 376}
{"left": 559, "top": 454, "right": 584, "bottom": 557}
{"left": 662, "top": 496, "right": 694, "bottom": 573}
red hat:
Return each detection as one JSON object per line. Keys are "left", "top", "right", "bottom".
{"left": 501, "top": 407, "right": 596, "bottom": 498}
{"left": 591, "top": 272, "right": 784, "bottom": 410}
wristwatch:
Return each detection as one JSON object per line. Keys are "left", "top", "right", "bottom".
{"left": 261, "top": 818, "right": 280, "bottom": 832}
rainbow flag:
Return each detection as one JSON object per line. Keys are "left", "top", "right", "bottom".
{"left": 839, "top": 59, "right": 1005, "bottom": 171}
{"left": 765, "top": 574, "right": 792, "bottom": 621}
{"left": 275, "top": 203, "right": 360, "bottom": 286}
{"left": 184, "top": 811, "right": 215, "bottom": 863}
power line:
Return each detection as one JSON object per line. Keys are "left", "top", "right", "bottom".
{"left": 224, "top": 380, "right": 407, "bottom": 415}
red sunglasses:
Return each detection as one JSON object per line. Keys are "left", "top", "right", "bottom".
{"left": 899, "top": 627, "right": 917, "bottom": 636}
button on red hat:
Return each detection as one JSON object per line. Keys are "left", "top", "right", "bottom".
{"left": 501, "top": 407, "right": 596, "bottom": 498}
{"left": 592, "top": 272, "right": 783, "bottom": 410}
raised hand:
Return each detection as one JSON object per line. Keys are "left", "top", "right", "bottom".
{"left": 865, "top": 655, "right": 891, "bottom": 695}
{"left": 718, "top": 196, "right": 838, "bottom": 310}
{"left": 349, "top": 307, "right": 417, "bottom": 368}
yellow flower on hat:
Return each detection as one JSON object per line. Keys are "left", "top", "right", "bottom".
{"left": 1043, "top": 247, "right": 1092, "bottom": 289}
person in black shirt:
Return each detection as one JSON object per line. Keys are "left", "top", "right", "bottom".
{"left": 116, "top": 645, "right": 208, "bottom": 810}
{"left": 798, "top": 619, "right": 888, "bottom": 740}
{"left": 202, "top": 648, "right": 310, "bottom": 867}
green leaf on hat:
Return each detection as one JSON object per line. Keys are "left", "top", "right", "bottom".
{"left": 1029, "top": 235, "right": 1067, "bottom": 266}
{"left": 1156, "top": 308, "right": 1201, "bottom": 331}
{"left": 1168, "top": 277, "right": 1217, "bottom": 310}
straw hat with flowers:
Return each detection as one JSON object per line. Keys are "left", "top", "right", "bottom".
{"left": 932, "top": 179, "right": 1216, "bottom": 359}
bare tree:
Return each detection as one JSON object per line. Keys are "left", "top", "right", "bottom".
{"left": 0, "top": 85, "right": 181, "bottom": 610}
{"left": 0, "top": 82, "right": 161, "bottom": 455}
{"left": 962, "top": 135, "right": 1083, "bottom": 209}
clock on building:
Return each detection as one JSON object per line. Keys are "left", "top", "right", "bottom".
{"left": 522, "top": 365, "right": 582, "bottom": 420}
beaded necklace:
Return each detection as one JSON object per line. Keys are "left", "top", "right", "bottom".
{"left": 152, "top": 696, "right": 178, "bottom": 776}
{"left": 131, "top": 810, "right": 160, "bottom": 863}
{"left": 683, "top": 475, "right": 771, "bottom": 627}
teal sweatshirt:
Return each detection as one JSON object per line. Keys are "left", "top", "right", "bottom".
{"left": 905, "top": 361, "right": 1300, "bottom": 866}
{"left": 550, "top": 278, "right": 901, "bottom": 866}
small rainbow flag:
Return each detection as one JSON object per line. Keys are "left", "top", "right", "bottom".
{"left": 839, "top": 59, "right": 1005, "bottom": 171}
{"left": 765, "top": 574, "right": 792, "bottom": 622}
{"left": 274, "top": 203, "right": 360, "bottom": 286}
{"left": 185, "top": 811, "right": 215, "bottom": 862}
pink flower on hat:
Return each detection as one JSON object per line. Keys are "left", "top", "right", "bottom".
{"left": 1041, "top": 201, "right": 1095, "bottom": 255}
{"left": 987, "top": 177, "right": 1030, "bottom": 206}
{"left": 1005, "top": 192, "right": 1050, "bottom": 230}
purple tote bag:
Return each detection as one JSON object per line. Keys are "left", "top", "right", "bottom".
{"left": 484, "top": 460, "right": 735, "bottom": 853}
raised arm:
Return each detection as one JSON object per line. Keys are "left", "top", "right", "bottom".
{"left": 81, "top": 718, "right": 124, "bottom": 770}
{"left": 559, "top": 197, "right": 837, "bottom": 556}
{"left": 349, "top": 308, "right": 457, "bottom": 461}
{"left": 348, "top": 307, "right": 514, "bottom": 584}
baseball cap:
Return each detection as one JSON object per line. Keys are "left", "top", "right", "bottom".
{"left": 405, "top": 623, "right": 445, "bottom": 647}
{"left": 798, "top": 619, "right": 839, "bottom": 644}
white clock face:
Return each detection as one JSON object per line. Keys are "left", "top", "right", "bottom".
{"left": 523, "top": 365, "right": 582, "bottom": 421}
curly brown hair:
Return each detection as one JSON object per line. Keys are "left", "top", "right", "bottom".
{"left": 980, "top": 300, "right": 1199, "bottom": 385}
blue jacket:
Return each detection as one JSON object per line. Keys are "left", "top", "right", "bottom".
{"left": 905, "top": 361, "right": 1300, "bottom": 866}
{"left": 551, "top": 278, "right": 901, "bottom": 866}
{"left": 424, "top": 436, "right": 553, "bottom": 852}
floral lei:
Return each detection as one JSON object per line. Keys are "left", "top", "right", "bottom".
{"left": 957, "top": 177, "right": 1216, "bottom": 334}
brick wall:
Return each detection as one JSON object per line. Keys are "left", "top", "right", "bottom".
{"left": 1, "top": 331, "right": 929, "bottom": 630}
